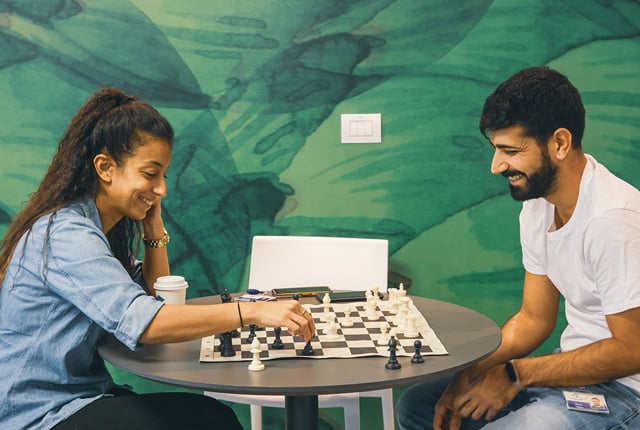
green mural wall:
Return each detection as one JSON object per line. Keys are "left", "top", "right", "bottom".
{"left": 1, "top": 1, "right": 639, "bottom": 429}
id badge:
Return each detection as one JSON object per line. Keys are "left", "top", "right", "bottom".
{"left": 562, "top": 391, "right": 610, "bottom": 414}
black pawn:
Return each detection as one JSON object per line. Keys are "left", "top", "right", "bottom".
{"left": 385, "top": 337, "right": 401, "bottom": 370}
{"left": 220, "top": 288, "right": 232, "bottom": 303}
{"left": 220, "top": 331, "right": 236, "bottom": 357}
{"left": 411, "top": 340, "right": 424, "bottom": 364}
{"left": 246, "top": 324, "right": 257, "bottom": 344}
{"left": 301, "top": 341, "right": 314, "bottom": 356}
{"left": 272, "top": 327, "right": 284, "bottom": 349}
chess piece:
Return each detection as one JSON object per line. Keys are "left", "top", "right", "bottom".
{"left": 385, "top": 337, "right": 401, "bottom": 370}
{"left": 373, "top": 286, "right": 380, "bottom": 301}
{"left": 322, "top": 293, "right": 331, "bottom": 318}
{"left": 398, "top": 282, "right": 406, "bottom": 298}
{"left": 248, "top": 338, "right": 265, "bottom": 371}
{"left": 365, "top": 301, "right": 380, "bottom": 321}
{"left": 394, "top": 297, "right": 410, "bottom": 331}
{"left": 325, "top": 315, "right": 341, "bottom": 341}
{"left": 404, "top": 314, "right": 419, "bottom": 338}
{"left": 272, "top": 327, "right": 284, "bottom": 349}
{"left": 411, "top": 340, "right": 424, "bottom": 363}
{"left": 377, "top": 321, "right": 390, "bottom": 346}
{"left": 341, "top": 304, "right": 354, "bottom": 327}
{"left": 322, "top": 312, "right": 336, "bottom": 334}
{"left": 220, "top": 288, "right": 232, "bottom": 303}
{"left": 247, "top": 324, "right": 257, "bottom": 343}
{"left": 388, "top": 288, "right": 400, "bottom": 314}
{"left": 302, "top": 341, "right": 314, "bottom": 356}
{"left": 220, "top": 331, "right": 236, "bottom": 357}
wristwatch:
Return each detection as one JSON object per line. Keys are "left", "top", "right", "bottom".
{"left": 504, "top": 360, "right": 524, "bottom": 389}
{"left": 143, "top": 228, "right": 170, "bottom": 248}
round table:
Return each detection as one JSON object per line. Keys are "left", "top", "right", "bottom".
{"left": 99, "top": 295, "right": 500, "bottom": 429}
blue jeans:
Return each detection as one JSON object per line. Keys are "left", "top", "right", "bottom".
{"left": 396, "top": 376, "right": 640, "bottom": 430}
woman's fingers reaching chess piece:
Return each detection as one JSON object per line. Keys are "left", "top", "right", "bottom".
{"left": 239, "top": 300, "right": 316, "bottom": 342}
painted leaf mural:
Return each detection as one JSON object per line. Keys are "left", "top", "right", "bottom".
{"left": 0, "top": 0, "right": 638, "bottom": 324}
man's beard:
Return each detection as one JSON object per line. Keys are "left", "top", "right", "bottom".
{"left": 504, "top": 151, "right": 557, "bottom": 201}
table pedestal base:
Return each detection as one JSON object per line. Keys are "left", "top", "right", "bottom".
{"left": 285, "top": 395, "right": 319, "bottom": 430}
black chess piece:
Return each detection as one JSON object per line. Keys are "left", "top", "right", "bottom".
{"left": 220, "top": 331, "right": 236, "bottom": 357}
{"left": 272, "top": 327, "right": 284, "bottom": 349}
{"left": 301, "top": 341, "right": 314, "bottom": 356}
{"left": 292, "top": 293, "right": 300, "bottom": 301}
{"left": 411, "top": 339, "right": 424, "bottom": 364}
{"left": 220, "top": 288, "right": 232, "bottom": 303}
{"left": 385, "top": 337, "right": 401, "bottom": 369}
{"left": 247, "top": 324, "right": 257, "bottom": 344}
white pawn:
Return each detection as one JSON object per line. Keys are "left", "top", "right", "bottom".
{"left": 323, "top": 312, "right": 336, "bottom": 334}
{"left": 365, "top": 299, "right": 380, "bottom": 321}
{"left": 377, "top": 321, "right": 390, "bottom": 345}
{"left": 325, "top": 315, "right": 341, "bottom": 341}
{"left": 341, "top": 305, "right": 354, "bottom": 327}
{"left": 248, "top": 338, "right": 265, "bottom": 371}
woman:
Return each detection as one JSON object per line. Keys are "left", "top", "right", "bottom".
{"left": 0, "top": 88, "right": 315, "bottom": 429}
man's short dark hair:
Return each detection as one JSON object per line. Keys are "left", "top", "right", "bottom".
{"left": 479, "top": 66, "right": 585, "bottom": 149}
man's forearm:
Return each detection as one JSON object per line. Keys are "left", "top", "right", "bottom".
{"left": 465, "top": 310, "right": 554, "bottom": 382}
{"left": 515, "top": 337, "right": 640, "bottom": 388}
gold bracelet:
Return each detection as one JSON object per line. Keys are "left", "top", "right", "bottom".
{"left": 143, "top": 228, "right": 170, "bottom": 248}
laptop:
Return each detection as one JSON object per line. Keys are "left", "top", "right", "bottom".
{"left": 248, "top": 235, "right": 389, "bottom": 293}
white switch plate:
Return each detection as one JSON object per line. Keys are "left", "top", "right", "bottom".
{"left": 340, "top": 113, "right": 381, "bottom": 144}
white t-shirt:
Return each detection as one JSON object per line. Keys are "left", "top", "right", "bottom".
{"left": 520, "top": 154, "right": 640, "bottom": 392}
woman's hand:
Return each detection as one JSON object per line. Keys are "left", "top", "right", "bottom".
{"left": 244, "top": 300, "right": 316, "bottom": 342}
{"left": 142, "top": 199, "right": 165, "bottom": 238}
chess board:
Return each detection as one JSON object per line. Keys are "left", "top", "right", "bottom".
{"left": 200, "top": 299, "right": 448, "bottom": 362}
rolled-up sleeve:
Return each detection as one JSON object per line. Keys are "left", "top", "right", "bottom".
{"left": 43, "top": 216, "right": 164, "bottom": 350}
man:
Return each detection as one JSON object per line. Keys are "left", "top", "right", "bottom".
{"left": 396, "top": 66, "right": 640, "bottom": 429}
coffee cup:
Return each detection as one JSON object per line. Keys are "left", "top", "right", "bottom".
{"left": 154, "top": 275, "right": 189, "bottom": 305}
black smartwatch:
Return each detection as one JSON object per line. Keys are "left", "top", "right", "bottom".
{"left": 504, "top": 360, "right": 524, "bottom": 389}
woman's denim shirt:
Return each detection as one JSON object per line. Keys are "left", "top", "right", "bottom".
{"left": 0, "top": 196, "right": 164, "bottom": 429}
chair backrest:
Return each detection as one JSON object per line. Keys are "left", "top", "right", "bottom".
{"left": 248, "top": 235, "right": 388, "bottom": 292}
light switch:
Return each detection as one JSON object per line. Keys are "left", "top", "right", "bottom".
{"left": 340, "top": 113, "right": 381, "bottom": 144}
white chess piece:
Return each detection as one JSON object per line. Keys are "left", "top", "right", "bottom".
{"left": 365, "top": 299, "right": 380, "bottom": 321}
{"left": 365, "top": 290, "right": 373, "bottom": 307}
{"left": 248, "top": 337, "right": 265, "bottom": 371}
{"left": 388, "top": 288, "right": 399, "bottom": 314}
{"left": 322, "top": 312, "right": 336, "bottom": 334}
{"left": 372, "top": 286, "right": 380, "bottom": 304}
{"left": 394, "top": 296, "right": 410, "bottom": 332}
{"left": 404, "top": 314, "right": 419, "bottom": 338}
{"left": 398, "top": 282, "right": 407, "bottom": 299}
{"left": 322, "top": 293, "right": 331, "bottom": 320}
{"left": 377, "top": 321, "right": 390, "bottom": 345}
{"left": 341, "top": 305, "right": 354, "bottom": 327}
{"left": 325, "top": 315, "right": 341, "bottom": 341}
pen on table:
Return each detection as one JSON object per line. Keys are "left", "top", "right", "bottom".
{"left": 246, "top": 289, "right": 264, "bottom": 294}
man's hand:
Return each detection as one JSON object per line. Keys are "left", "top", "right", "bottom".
{"left": 433, "top": 371, "right": 474, "bottom": 430}
{"left": 454, "top": 364, "right": 521, "bottom": 422}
